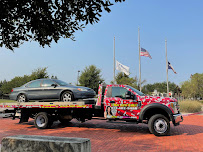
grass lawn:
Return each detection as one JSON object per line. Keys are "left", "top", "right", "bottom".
{"left": 0, "top": 99, "right": 17, "bottom": 103}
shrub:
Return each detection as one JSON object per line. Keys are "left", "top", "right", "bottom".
{"left": 198, "top": 100, "right": 203, "bottom": 104}
{"left": 179, "top": 100, "right": 202, "bottom": 113}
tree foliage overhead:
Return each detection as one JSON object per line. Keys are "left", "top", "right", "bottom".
{"left": 0, "top": 0, "right": 125, "bottom": 50}
{"left": 181, "top": 73, "right": 203, "bottom": 98}
{"left": 78, "top": 65, "right": 104, "bottom": 92}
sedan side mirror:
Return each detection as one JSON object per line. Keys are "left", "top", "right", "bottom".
{"left": 51, "top": 84, "right": 57, "bottom": 88}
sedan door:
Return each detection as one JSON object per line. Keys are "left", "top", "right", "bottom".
{"left": 41, "top": 79, "right": 61, "bottom": 100}
{"left": 26, "top": 80, "right": 44, "bottom": 100}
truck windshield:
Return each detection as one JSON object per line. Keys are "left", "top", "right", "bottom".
{"left": 126, "top": 85, "right": 145, "bottom": 96}
{"left": 53, "top": 80, "right": 72, "bottom": 86}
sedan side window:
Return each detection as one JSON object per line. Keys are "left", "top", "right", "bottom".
{"left": 112, "top": 87, "right": 128, "bottom": 99}
{"left": 28, "top": 80, "right": 41, "bottom": 88}
{"left": 42, "top": 80, "right": 55, "bottom": 87}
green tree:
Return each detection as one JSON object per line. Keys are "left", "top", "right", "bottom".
{"left": 142, "top": 84, "right": 155, "bottom": 94}
{"left": 0, "top": 80, "right": 4, "bottom": 89}
{"left": 115, "top": 72, "right": 129, "bottom": 84}
{"left": 112, "top": 72, "right": 141, "bottom": 89}
{"left": 142, "top": 82, "right": 178, "bottom": 95}
{"left": 51, "top": 75, "right": 58, "bottom": 79}
{"left": 181, "top": 81, "right": 191, "bottom": 97}
{"left": 0, "top": 80, "right": 7, "bottom": 96}
{"left": 30, "top": 67, "right": 49, "bottom": 80}
{"left": 0, "top": 80, "right": 5, "bottom": 96}
{"left": 79, "top": 65, "right": 104, "bottom": 92}
{"left": 0, "top": 0, "right": 125, "bottom": 50}
{"left": 181, "top": 73, "right": 203, "bottom": 98}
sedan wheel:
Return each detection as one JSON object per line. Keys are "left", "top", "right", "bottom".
{"left": 61, "top": 91, "right": 73, "bottom": 102}
{"left": 17, "top": 94, "right": 27, "bottom": 102}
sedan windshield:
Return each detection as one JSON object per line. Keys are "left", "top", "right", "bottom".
{"left": 53, "top": 79, "right": 72, "bottom": 86}
{"left": 126, "top": 85, "right": 145, "bottom": 96}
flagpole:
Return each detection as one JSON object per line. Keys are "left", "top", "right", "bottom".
{"left": 138, "top": 27, "right": 141, "bottom": 91}
{"left": 165, "top": 39, "right": 169, "bottom": 97}
{"left": 113, "top": 36, "right": 116, "bottom": 84}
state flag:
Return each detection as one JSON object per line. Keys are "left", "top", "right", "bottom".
{"left": 168, "top": 62, "right": 177, "bottom": 74}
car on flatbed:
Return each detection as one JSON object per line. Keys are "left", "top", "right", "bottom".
{"left": 9, "top": 79, "right": 96, "bottom": 102}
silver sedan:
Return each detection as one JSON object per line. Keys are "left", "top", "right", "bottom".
{"left": 9, "top": 79, "right": 96, "bottom": 102}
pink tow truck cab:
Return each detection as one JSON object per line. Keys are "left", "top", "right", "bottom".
{"left": 96, "top": 84, "right": 183, "bottom": 136}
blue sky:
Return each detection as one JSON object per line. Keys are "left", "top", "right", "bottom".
{"left": 0, "top": 0, "right": 203, "bottom": 87}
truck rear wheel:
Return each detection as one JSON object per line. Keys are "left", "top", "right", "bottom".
{"left": 34, "top": 112, "right": 49, "bottom": 129}
{"left": 148, "top": 114, "right": 170, "bottom": 136}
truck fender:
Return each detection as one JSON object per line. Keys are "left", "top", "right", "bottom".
{"left": 139, "top": 103, "right": 173, "bottom": 121}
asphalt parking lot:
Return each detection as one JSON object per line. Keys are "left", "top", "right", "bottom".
{"left": 0, "top": 115, "right": 203, "bottom": 152}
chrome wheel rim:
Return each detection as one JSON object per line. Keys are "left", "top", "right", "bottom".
{"left": 154, "top": 118, "right": 167, "bottom": 134}
{"left": 36, "top": 115, "right": 46, "bottom": 128}
{"left": 18, "top": 95, "right": 26, "bottom": 102}
{"left": 63, "top": 93, "right": 72, "bottom": 102}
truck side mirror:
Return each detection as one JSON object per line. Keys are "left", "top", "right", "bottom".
{"left": 125, "top": 91, "right": 135, "bottom": 99}
{"left": 125, "top": 91, "right": 137, "bottom": 100}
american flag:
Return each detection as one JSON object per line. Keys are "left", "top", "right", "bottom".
{"left": 168, "top": 62, "right": 177, "bottom": 74}
{"left": 140, "top": 48, "right": 152, "bottom": 59}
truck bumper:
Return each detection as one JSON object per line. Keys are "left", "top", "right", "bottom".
{"left": 172, "top": 113, "right": 183, "bottom": 126}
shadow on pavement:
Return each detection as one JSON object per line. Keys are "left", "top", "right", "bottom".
{"left": 170, "top": 124, "right": 203, "bottom": 136}
{"left": 24, "top": 119, "right": 150, "bottom": 134}
{"left": 22, "top": 119, "right": 203, "bottom": 136}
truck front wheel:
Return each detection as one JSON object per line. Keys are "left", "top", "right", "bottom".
{"left": 148, "top": 114, "right": 170, "bottom": 136}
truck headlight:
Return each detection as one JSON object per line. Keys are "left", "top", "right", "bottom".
{"left": 170, "top": 102, "right": 175, "bottom": 108}
{"left": 170, "top": 102, "right": 179, "bottom": 113}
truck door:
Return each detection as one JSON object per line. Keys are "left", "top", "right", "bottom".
{"left": 104, "top": 85, "right": 139, "bottom": 119}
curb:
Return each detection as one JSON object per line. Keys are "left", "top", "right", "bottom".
{"left": 182, "top": 111, "right": 203, "bottom": 116}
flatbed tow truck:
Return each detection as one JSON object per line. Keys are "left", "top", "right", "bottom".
{"left": 0, "top": 84, "right": 183, "bottom": 136}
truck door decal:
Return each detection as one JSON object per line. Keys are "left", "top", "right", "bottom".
{"left": 104, "top": 85, "right": 140, "bottom": 119}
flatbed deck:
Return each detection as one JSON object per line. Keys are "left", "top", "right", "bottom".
{"left": 0, "top": 100, "right": 99, "bottom": 127}
{"left": 0, "top": 101, "right": 94, "bottom": 110}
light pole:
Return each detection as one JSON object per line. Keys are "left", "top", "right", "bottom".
{"left": 77, "top": 70, "right": 80, "bottom": 86}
